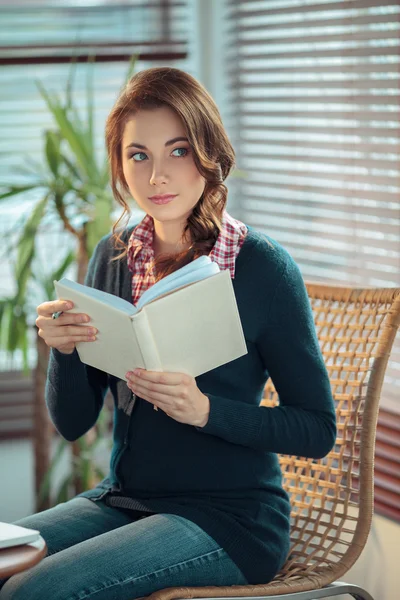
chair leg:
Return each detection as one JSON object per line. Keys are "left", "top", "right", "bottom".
{"left": 328, "top": 581, "right": 375, "bottom": 600}
{"left": 185, "top": 581, "right": 375, "bottom": 600}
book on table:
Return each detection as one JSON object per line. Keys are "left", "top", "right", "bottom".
{"left": 53, "top": 255, "right": 248, "bottom": 382}
{"left": 0, "top": 522, "right": 40, "bottom": 549}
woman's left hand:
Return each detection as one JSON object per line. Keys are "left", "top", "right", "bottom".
{"left": 125, "top": 369, "right": 210, "bottom": 427}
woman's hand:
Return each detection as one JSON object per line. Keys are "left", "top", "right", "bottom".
{"left": 126, "top": 369, "right": 210, "bottom": 427}
{"left": 36, "top": 300, "right": 97, "bottom": 355}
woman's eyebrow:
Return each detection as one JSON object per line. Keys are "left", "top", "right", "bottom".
{"left": 125, "top": 137, "right": 189, "bottom": 150}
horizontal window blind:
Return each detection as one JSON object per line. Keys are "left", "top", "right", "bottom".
{"left": 0, "top": 0, "right": 188, "bottom": 66}
{"left": 0, "top": 0, "right": 191, "bottom": 186}
{"left": 225, "top": 0, "right": 400, "bottom": 524}
{"left": 0, "top": 0, "right": 194, "bottom": 374}
{"left": 225, "top": 0, "right": 400, "bottom": 415}
{"left": 374, "top": 407, "right": 400, "bottom": 521}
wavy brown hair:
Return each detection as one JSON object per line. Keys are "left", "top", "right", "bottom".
{"left": 106, "top": 66, "right": 236, "bottom": 282}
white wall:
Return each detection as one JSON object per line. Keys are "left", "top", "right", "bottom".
{"left": 343, "top": 514, "right": 400, "bottom": 600}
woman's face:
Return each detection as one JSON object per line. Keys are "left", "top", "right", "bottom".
{"left": 121, "top": 106, "right": 206, "bottom": 225}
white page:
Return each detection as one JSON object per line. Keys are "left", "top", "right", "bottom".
{"left": 55, "top": 255, "right": 218, "bottom": 316}
{"left": 55, "top": 279, "right": 134, "bottom": 314}
{"left": 54, "top": 261, "right": 246, "bottom": 381}
{"left": 54, "top": 280, "right": 145, "bottom": 380}
{"left": 139, "top": 269, "right": 248, "bottom": 378}
{"left": 137, "top": 259, "right": 220, "bottom": 309}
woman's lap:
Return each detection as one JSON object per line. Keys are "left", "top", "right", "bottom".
{"left": 0, "top": 497, "right": 248, "bottom": 600}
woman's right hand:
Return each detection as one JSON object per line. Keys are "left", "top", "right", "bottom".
{"left": 35, "top": 300, "right": 97, "bottom": 355}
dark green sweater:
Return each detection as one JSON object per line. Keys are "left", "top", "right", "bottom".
{"left": 45, "top": 225, "right": 336, "bottom": 585}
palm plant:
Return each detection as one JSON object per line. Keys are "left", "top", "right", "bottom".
{"left": 0, "top": 55, "right": 138, "bottom": 511}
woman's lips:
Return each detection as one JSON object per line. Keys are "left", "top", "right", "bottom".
{"left": 149, "top": 194, "right": 177, "bottom": 205}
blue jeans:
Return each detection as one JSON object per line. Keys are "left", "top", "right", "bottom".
{"left": 0, "top": 497, "right": 248, "bottom": 600}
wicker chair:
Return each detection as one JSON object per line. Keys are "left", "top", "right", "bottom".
{"left": 141, "top": 283, "right": 400, "bottom": 600}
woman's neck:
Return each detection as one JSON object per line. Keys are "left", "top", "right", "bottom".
{"left": 152, "top": 220, "right": 192, "bottom": 257}
{"left": 153, "top": 238, "right": 192, "bottom": 258}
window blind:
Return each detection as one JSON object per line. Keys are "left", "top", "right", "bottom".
{"left": 225, "top": 0, "right": 400, "bottom": 523}
{"left": 225, "top": 0, "right": 400, "bottom": 415}
{"left": 0, "top": 0, "right": 194, "bottom": 374}
{"left": 0, "top": 0, "right": 191, "bottom": 186}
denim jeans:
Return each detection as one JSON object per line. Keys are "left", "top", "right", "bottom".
{"left": 0, "top": 497, "right": 248, "bottom": 600}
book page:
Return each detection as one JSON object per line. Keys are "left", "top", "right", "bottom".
{"left": 142, "top": 269, "right": 248, "bottom": 378}
{"left": 54, "top": 280, "right": 145, "bottom": 380}
{"left": 55, "top": 278, "right": 135, "bottom": 315}
{"left": 136, "top": 255, "right": 219, "bottom": 310}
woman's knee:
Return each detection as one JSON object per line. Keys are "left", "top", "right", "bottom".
{"left": 0, "top": 557, "right": 62, "bottom": 600}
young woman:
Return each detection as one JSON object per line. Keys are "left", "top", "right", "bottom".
{"left": 0, "top": 67, "right": 336, "bottom": 600}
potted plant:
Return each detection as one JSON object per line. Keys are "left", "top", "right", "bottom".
{"left": 0, "top": 55, "right": 138, "bottom": 511}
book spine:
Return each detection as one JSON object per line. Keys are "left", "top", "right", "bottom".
{"left": 131, "top": 310, "right": 163, "bottom": 371}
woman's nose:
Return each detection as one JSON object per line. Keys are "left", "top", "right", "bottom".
{"left": 149, "top": 163, "right": 169, "bottom": 187}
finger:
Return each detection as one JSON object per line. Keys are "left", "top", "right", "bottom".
{"left": 132, "top": 370, "right": 188, "bottom": 386}
{"left": 38, "top": 328, "right": 97, "bottom": 343}
{"left": 37, "top": 300, "right": 73, "bottom": 317}
{"left": 131, "top": 386, "right": 174, "bottom": 411}
{"left": 36, "top": 313, "right": 90, "bottom": 330}
{"left": 127, "top": 376, "right": 179, "bottom": 398}
{"left": 48, "top": 324, "right": 97, "bottom": 337}
{"left": 49, "top": 312, "right": 92, "bottom": 324}
{"left": 47, "top": 335, "right": 97, "bottom": 347}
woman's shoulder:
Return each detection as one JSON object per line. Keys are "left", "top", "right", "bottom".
{"left": 93, "top": 225, "right": 137, "bottom": 259}
{"left": 240, "top": 226, "right": 309, "bottom": 317}
{"left": 240, "top": 225, "right": 297, "bottom": 279}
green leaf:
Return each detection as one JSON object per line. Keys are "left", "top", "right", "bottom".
{"left": 0, "top": 301, "right": 12, "bottom": 351}
{"left": 5, "top": 305, "right": 26, "bottom": 360}
{"left": 36, "top": 80, "right": 97, "bottom": 181}
{"left": 14, "top": 194, "right": 50, "bottom": 302}
{"left": 93, "top": 465, "right": 107, "bottom": 484}
{"left": 99, "top": 160, "right": 110, "bottom": 189}
{"left": 61, "top": 153, "right": 82, "bottom": 181}
{"left": 86, "top": 55, "right": 95, "bottom": 159}
{"left": 86, "top": 202, "right": 112, "bottom": 258}
{"left": 15, "top": 310, "right": 29, "bottom": 371}
{"left": 64, "top": 56, "right": 78, "bottom": 112}
{"left": 0, "top": 212, "right": 32, "bottom": 262}
{"left": 55, "top": 473, "right": 74, "bottom": 504}
{"left": 45, "top": 130, "right": 61, "bottom": 177}
{"left": 81, "top": 456, "right": 91, "bottom": 489}
{"left": 0, "top": 184, "right": 41, "bottom": 202}
{"left": 51, "top": 250, "right": 76, "bottom": 283}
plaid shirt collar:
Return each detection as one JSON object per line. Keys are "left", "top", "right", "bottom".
{"left": 127, "top": 210, "right": 247, "bottom": 280}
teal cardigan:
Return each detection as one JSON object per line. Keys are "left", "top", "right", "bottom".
{"left": 45, "top": 225, "right": 336, "bottom": 585}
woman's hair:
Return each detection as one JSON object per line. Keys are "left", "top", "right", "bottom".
{"left": 106, "top": 66, "right": 236, "bottom": 282}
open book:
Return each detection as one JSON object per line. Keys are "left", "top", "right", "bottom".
{"left": 54, "top": 256, "right": 248, "bottom": 382}
{"left": 0, "top": 522, "right": 40, "bottom": 549}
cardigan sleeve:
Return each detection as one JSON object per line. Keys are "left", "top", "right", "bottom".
{"left": 45, "top": 240, "right": 110, "bottom": 442}
{"left": 195, "top": 256, "right": 337, "bottom": 459}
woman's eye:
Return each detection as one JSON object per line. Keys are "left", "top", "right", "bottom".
{"left": 171, "top": 147, "right": 188, "bottom": 158}
{"left": 130, "top": 147, "right": 188, "bottom": 162}
{"left": 131, "top": 152, "right": 147, "bottom": 162}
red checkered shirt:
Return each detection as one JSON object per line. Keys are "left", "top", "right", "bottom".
{"left": 127, "top": 210, "right": 248, "bottom": 306}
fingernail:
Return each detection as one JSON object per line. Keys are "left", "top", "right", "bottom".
{"left": 133, "top": 369, "right": 141, "bottom": 376}
{"left": 65, "top": 302, "right": 73, "bottom": 309}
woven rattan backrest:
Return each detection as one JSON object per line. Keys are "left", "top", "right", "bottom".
{"left": 261, "top": 283, "right": 400, "bottom": 589}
